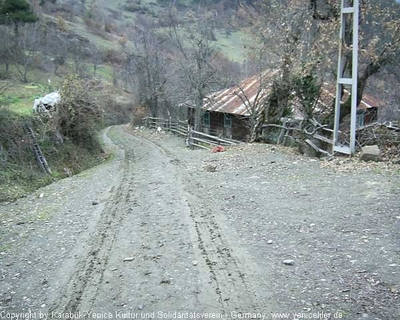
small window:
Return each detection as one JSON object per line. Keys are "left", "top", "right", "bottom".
{"left": 203, "top": 111, "right": 210, "bottom": 126}
{"left": 356, "top": 110, "right": 365, "bottom": 128}
{"left": 224, "top": 113, "right": 232, "bottom": 128}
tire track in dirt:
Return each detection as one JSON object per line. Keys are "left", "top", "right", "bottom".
{"left": 188, "top": 201, "right": 267, "bottom": 313}
{"left": 129, "top": 130, "right": 270, "bottom": 312}
{"left": 49, "top": 140, "right": 138, "bottom": 313}
{"left": 89, "top": 127, "right": 217, "bottom": 312}
{"left": 51, "top": 125, "right": 274, "bottom": 314}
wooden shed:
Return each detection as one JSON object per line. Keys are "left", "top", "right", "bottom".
{"left": 184, "top": 71, "right": 276, "bottom": 141}
{"left": 183, "top": 72, "right": 383, "bottom": 142}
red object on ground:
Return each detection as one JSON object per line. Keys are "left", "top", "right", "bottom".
{"left": 211, "top": 145, "right": 226, "bottom": 153}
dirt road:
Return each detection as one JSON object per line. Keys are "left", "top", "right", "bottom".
{"left": 1, "top": 125, "right": 399, "bottom": 320}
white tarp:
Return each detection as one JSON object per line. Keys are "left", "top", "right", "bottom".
{"left": 33, "top": 92, "right": 61, "bottom": 113}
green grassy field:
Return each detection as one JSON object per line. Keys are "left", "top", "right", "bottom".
{"left": 95, "top": 64, "right": 115, "bottom": 82}
{"left": 0, "top": 60, "right": 115, "bottom": 115}
{"left": 214, "top": 30, "right": 255, "bottom": 62}
{"left": 0, "top": 83, "right": 51, "bottom": 115}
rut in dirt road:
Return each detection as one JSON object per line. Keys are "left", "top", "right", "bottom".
{"left": 133, "top": 134, "right": 267, "bottom": 312}
{"left": 49, "top": 126, "right": 272, "bottom": 314}
{"left": 49, "top": 141, "right": 137, "bottom": 313}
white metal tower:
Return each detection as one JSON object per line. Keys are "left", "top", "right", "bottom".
{"left": 332, "top": 0, "right": 359, "bottom": 155}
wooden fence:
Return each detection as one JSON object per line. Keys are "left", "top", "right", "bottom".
{"left": 144, "top": 117, "right": 188, "bottom": 137}
{"left": 261, "top": 119, "right": 334, "bottom": 156}
{"left": 142, "top": 117, "right": 241, "bottom": 149}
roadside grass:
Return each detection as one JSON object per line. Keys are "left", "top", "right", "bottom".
{"left": 0, "top": 100, "right": 106, "bottom": 203}
{"left": 0, "top": 163, "right": 54, "bottom": 202}
{"left": 0, "top": 139, "right": 106, "bottom": 203}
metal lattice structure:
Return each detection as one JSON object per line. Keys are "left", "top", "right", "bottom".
{"left": 332, "top": 0, "right": 359, "bottom": 155}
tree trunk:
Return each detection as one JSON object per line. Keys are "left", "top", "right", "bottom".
{"left": 194, "top": 94, "right": 203, "bottom": 131}
{"left": 266, "top": 53, "right": 292, "bottom": 125}
{"left": 150, "top": 95, "right": 158, "bottom": 118}
{"left": 23, "top": 69, "right": 28, "bottom": 83}
{"left": 54, "top": 64, "right": 59, "bottom": 76}
{"left": 248, "top": 116, "right": 259, "bottom": 143}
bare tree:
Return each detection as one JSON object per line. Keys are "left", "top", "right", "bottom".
{"left": 65, "top": 0, "right": 78, "bottom": 21}
{"left": 0, "top": 26, "right": 14, "bottom": 78}
{"left": 167, "top": 9, "right": 221, "bottom": 131}
{"left": 233, "top": 73, "right": 270, "bottom": 142}
{"left": 80, "top": 0, "right": 87, "bottom": 15}
{"left": 10, "top": 22, "right": 42, "bottom": 83}
{"left": 68, "top": 37, "right": 88, "bottom": 76}
{"left": 243, "top": 0, "right": 318, "bottom": 127}
{"left": 45, "top": 26, "right": 69, "bottom": 75}
{"left": 88, "top": 41, "right": 102, "bottom": 77}
{"left": 122, "top": 17, "right": 172, "bottom": 118}
{"left": 227, "top": 48, "right": 272, "bottom": 142}
{"left": 0, "top": 79, "right": 12, "bottom": 95}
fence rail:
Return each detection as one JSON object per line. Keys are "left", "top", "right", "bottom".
{"left": 142, "top": 117, "right": 240, "bottom": 149}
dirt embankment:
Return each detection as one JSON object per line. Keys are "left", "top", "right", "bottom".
{"left": 0, "top": 125, "right": 399, "bottom": 320}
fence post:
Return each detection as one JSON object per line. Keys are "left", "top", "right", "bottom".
{"left": 277, "top": 119, "right": 287, "bottom": 145}
{"left": 187, "top": 126, "right": 193, "bottom": 149}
